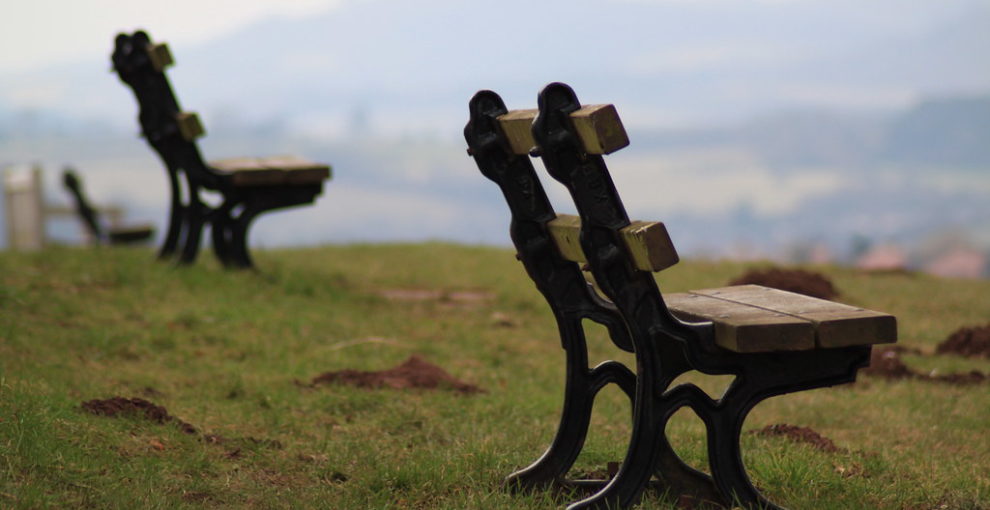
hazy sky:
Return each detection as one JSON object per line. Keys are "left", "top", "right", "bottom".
{"left": 0, "top": 0, "right": 341, "bottom": 71}
{"left": 2, "top": 0, "right": 980, "bottom": 72}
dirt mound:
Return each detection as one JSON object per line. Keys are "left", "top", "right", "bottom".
{"left": 82, "top": 397, "right": 285, "bottom": 457}
{"left": 936, "top": 324, "right": 990, "bottom": 358}
{"left": 753, "top": 423, "right": 842, "bottom": 453}
{"left": 931, "top": 371, "right": 989, "bottom": 385}
{"left": 862, "top": 348, "right": 915, "bottom": 380}
{"left": 863, "top": 347, "right": 988, "bottom": 385}
{"left": 377, "top": 288, "right": 493, "bottom": 307}
{"left": 728, "top": 268, "right": 838, "bottom": 300}
{"left": 81, "top": 397, "right": 197, "bottom": 434}
{"left": 311, "top": 355, "right": 484, "bottom": 394}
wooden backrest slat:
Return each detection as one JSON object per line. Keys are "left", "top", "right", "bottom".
{"left": 546, "top": 214, "right": 679, "bottom": 273}
{"left": 496, "top": 105, "right": 629, "bottom": 156}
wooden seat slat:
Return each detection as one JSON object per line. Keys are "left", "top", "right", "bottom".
{"left": 666, "top": 292, "right": 816, "bottom": 352}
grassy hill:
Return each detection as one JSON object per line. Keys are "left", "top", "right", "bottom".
{"left": 1, "top": 245, "right": 987, "bottom": 509}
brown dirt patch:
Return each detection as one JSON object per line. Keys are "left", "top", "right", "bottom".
{"left": 81, "top": 397, "right": 197, "bottom": 434}
{"left": 310, "top": 355, "right": 484, "bottom": 394}
{"left": 728, "top": 268, "right": 839, "bottom": 300}
{"left": 863, "top": 347, "right": 988, "bottom": 385}
{"left": 753, "top": 423, "right": 842, "bottom": 453}
{"left": 862, "top": 348, "right": 916, "bottom": 380}
{"left": 82, "top": 397, "right": 285, "bottom": 456}
{"left": 378, "top": 288, "right": 493, "bottom": 306}
{"left": 936, "top": 324, "right": 990, "bottom": 359}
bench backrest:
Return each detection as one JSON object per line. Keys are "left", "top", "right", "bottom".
{"left": 490, "top": 101, "right": 680, "bottom": 276}
{"left": 465, "top": 90, "right": 635, "bottom": 352}
{"left": 529, "top": 83, "right": 696, "bottom": 342}
{"left": 111, "top": 31, "right": 217, "bottom": 188}
{"left": 62, "top": 169, "right": 104, "bottom": 241}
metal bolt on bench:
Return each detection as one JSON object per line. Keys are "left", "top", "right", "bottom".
{"left": 465, "top": 83, "right": 897, "bottom": 510}
{"left": 111, "top": 31, "right": 331, "bottom": 268}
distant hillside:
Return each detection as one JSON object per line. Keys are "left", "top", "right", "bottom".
{"left": 633, "top": 94, "right": 990, "bottom": 170}
{"left": 883, "top": 96, "right": 990, "bottom": 167}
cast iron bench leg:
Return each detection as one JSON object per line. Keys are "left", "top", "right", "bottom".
{"left": 228, "top": 203, "right": 262, "bottom": 269}
{"left": 508, "top": 318, "right": 620, "bottom": 490}
{"left": 210, "top": 201, "right": 236, "bottom": 267}
{"left": 706, "top": 389, "right": 782, "bottom": 510}
{"left": 178, "top": 190, "right": 207, "bottom": 265}
{"left": 659, "top": 381, "right": 783, "bottom": 510}
{"left": 566, "top": 339, "right": 725, "bottom": 510}
{"left": 159, "top": 167, "right": 185, "bottom": 260}
{"left": 566, "top": 351, "right": 668, "bottom": 510}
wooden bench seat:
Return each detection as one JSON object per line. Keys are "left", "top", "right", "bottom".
{"left": 666, "top": 285, "right": 896, "bottom": 352}
{"left": 210, "top": 156, "right": 331, "bottom": 187}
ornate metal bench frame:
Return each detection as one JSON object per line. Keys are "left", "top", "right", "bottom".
{"left": 466, "top": 83, "right": 894, "bottom": 510}
{"left": 112, "top": 31, "right": 330, "bottom": 268}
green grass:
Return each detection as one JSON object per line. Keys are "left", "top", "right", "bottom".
{"left": 1, "top": 244, "right": 988, "bottom": 509}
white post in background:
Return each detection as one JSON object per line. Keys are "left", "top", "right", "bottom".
{"left": 3, "top": 165, "right": 46, "bottom": 251}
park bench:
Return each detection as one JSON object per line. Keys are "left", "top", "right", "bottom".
{"left": 111, "top": 30, "right": 331, "bottom": 268}
{"left": 62, "top": 168, "right": 155, "bottom": 245}
{"left": 465, "top": 83, "right": 896, "bottom": 510}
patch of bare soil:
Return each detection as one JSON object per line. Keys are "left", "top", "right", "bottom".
{"left": 82, "top": 397, "right": 197, "bottom": 434}
{"left": 753, "top": 423, "right": 842, "bottom": 453}
{"left": 936, "top": 324, "right": 990, "bottom": 359}
{"left": 863, "top": 347, "right": 988, "bottom": 385}
{"left": 310, "top": 355, "right": 484, "bottom": 394}
{"left": 675, "top": 494, "right": 727, "bottom": 510}
{"left": 377, "top": 288, "right": 493, "bottom": 306}
{"left": 862, "top": 348, "right": 916, "bottom": 380}
{"left": 885, "top": 345, "right": 924, "bottom": 356}
{"left": 728, "top": 268, "right": 839, "bottom": 300}
{"left": 82, "top": 397, "right": 284, "bottom": 457}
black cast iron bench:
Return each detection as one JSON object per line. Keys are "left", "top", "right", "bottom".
{"left": 111, "top": 30, "right": 331, "bottom": 268}
{"left": 465, "top": 83, "right": 896, "bottom": 510}
{"left": 62, "top": 168, "right": 155, "bottom": 245}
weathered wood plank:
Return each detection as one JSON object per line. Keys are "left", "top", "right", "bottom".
{"left": 570, "top": 104, "right": 629, "bottom": 155}
{"left": 146, "top": 43, "right": 174, "bottom": 72}
{"left": 690, "top": 285, "right": 897, "bottom": 348}
{"left": 666, "top": 292, "right": 816, "bottom": 352}
{"left": 546, "top": 214, "right": 585, "bottom": 265}
{"left": 497, "top": 109, "right": 539, "bottom": 156}
{"left": 622, "top": 219, "right": 679, "bottom": 272}
{"left": 175, "top": 112, "right": 205, "bottom": 141}
{"left": 546, "top": 214, "right": 679, "bottom": 273}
